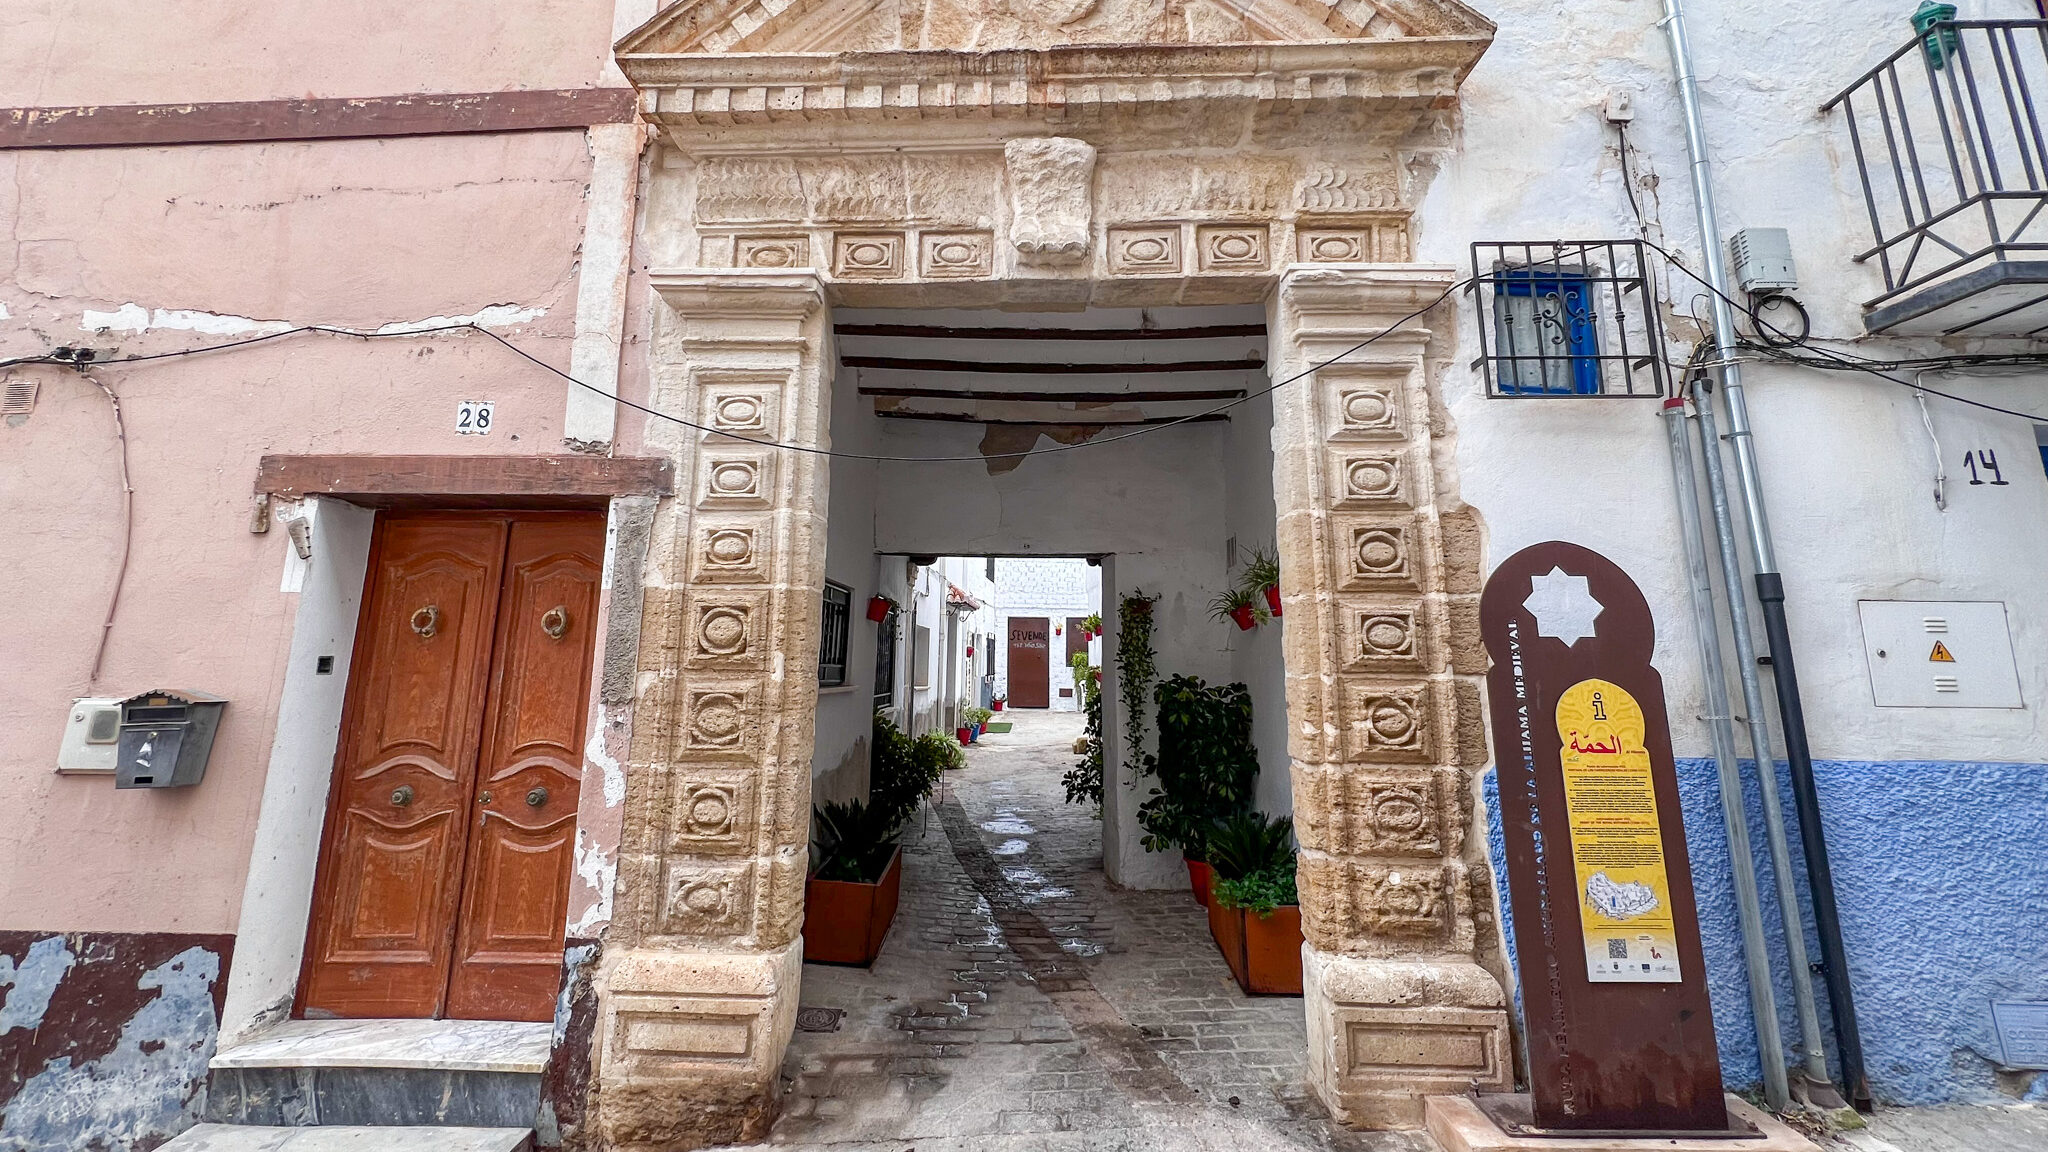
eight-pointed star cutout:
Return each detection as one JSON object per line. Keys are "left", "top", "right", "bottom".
{"left": 1524, "top": 566, "right": 1603, "bottom": 646}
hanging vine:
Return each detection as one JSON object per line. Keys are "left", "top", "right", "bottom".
{"left": 1117, "top": 592, "right": 1158, "bottom": 767}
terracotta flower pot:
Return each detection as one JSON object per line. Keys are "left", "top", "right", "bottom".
{"left": 1229, "top": 604, "right": 1257, "bottom": 631}
{"left": 865, "top": 597, "right": 892, "bottom": 622}
{"left": 802, "top": 847, "right": 903, "bottom": 967}
{"left": 1186, "top": 859, "right": 1213, "bottom": 907}
{"left": 1262, "top": 583, "right": 1282, "bottom": 617}
{"left": 1206, "top": 899, "right": 1303, "bottom": 996}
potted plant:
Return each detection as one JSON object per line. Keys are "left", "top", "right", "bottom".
{"left": 1240, "top": 545, "right": 1281, "bottom": 619}
{"left": 865, "top": 594, "right": 896, "bottom": 622}
{"left": 992, "top": 694, "right": 1006, "bottom": 712}
{"left": 1083, "top": 612, "right": 1103, "bottom": 641}
{"left": 1136, "top": 675, "right": 1260, "bottom": 907}
{"left": 963, "top": 705, "right": 992, "bottom": 741}
{"left": 803, "top": 714, "right": 944, "bottom": 965}
{"left": 1205, "top": 812, "right": 1303, "bottom": 995}
{"left": 1209, "top": 587, "right": 1264, "bottom": 632}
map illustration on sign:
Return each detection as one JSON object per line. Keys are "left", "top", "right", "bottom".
{"left": 1556, "top": 678, "right": 1683, "bottom": 984}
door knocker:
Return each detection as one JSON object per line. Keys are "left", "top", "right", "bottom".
{"left": 526, "top": 787, "right": 549, "bottom": 808}
{"left": 410, "top": 605, "right": 440, "bottom": 639}
{"left": 390, "top": 785, "right": 414, "bottom": 807}
{"left": 541, "top": 605, "right": 568, "bottom": 640}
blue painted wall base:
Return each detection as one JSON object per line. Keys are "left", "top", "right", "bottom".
{"left": 1482, "top": 758, "right": 2048, "bottom": 1105}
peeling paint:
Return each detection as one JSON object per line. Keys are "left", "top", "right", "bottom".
{"left": 373, "top": 304, "right": 545, "bottom": 334}
{"left": 585, "top": 722, "right": 625, "bottom": 810}
{"left": 568, "top": 827, "right": 616, "bottom": 938}
{"left": 77, "top": 302, "right": 545, "bottom": 336}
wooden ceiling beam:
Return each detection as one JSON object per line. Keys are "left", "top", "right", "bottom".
{"left": 859, "top": 385, "right": 1246, "bottom": 402}
{"left": 873, "top": 411, "right": 1227, "bottom": 426}
{"left": 833, "top": 322, "right": 1264, "bottom": 341}
{"left": 843, "top": 354, "right": 1263, "bottom": 374}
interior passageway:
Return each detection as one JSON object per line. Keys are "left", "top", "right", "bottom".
{"left": 745, "top": 711, "right": 1421, "bottom": 1151}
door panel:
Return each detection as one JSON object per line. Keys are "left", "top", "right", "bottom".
{"left": 1008, "top": 617, "right": 1051, "bottom": 709}
{"left": 445, "top": 517, "right": 602, "bottom": 1020}
{"left": 300, "top": 518, "right": 508, "bottom": 1018}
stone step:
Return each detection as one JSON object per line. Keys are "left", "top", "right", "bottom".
{"left": 205, "top": 1019, "right": 549, "bottom": 1129}
{"left": 158, "top": 1126, "right": 533, "bottom": 1152}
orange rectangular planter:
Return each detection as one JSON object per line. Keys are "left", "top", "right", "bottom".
{"left": 1206, "top": 898, "right": 1304, "bottom": 996}
{"left": 801, "top": 846, "right": 903, "bottom": 967}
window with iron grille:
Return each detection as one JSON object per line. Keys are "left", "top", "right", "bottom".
{"left": 873, "top": 608, "right": 898, "bottom": 709}
{"left": 819, "top": 581, "right": 852, "bottom": 687}
{"left": 1469, "top": 240, "right": 1668, "bottom": 399}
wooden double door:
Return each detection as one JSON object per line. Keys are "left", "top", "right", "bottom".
{"left": 299, "top": 511, "right": 603, "bottom": 1021}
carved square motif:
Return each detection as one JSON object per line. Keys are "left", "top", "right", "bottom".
{"left": 1333, "top": 451, "right": 1409, "bottom": 508}
{"left": 666, "top": 772, "right": 757, "bottom": 855}
{"left": 1342, "top": 605, "right": 1424, "bottom": 674}
{"left": 1359, "top": 778, "right": 1444, "bottom": 856}
{"left": 660, "top": 860, "right": 754, "bottom": 936}
{"left": 1328, "top": 377, "right": 1408, "bottom": 442}
{"left": 692, "top": 520, "right": 770, "bottom": 584}
{"left": 1299, "top": 229, "right": 1368, "bottom": 263}
{"left": 1343, "top": 682, "right": 1432, "bottom": 763}
{"left": 834, "top": 233, "right": 906, "bottom": 279}
{"left": 1356, "top": 864, "right": 1448, "bottom": 938}
{"left": 1107, "top": 227, "right": 1181, "bottom": 275}
{"left": 734, "top": 235, "right": 810, "bottom": 270}
{"left": 1339, "top": 522, "right": 1420, "bottom": 591}
{"left": 682, "top": 688, "right": 752, "bottom": 756}
{"left": 1197, "top": 225, "right": 1268, "bottom": 271}
{"left": 920, "top": 231, "right": 993, "bottom": 278}
{"left": 698, "top": 455, "right": 771, "bottom": 509}
{"left": 686, "top": 592, "right": 767, "bottom": 670}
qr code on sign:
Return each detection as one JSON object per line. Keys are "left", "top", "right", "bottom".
{"left": 1607, "top": 939, "right": 1629, "bottom": 959}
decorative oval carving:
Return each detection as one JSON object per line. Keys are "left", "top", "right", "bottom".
{"left": 847, "top": 242, "right": 890, "bottom": 267}
{"left": 1348, "top": 459, "right": 1397, "bottom": 495}
{"left": 1126, "top": 237, "right": 1168, "bottom": 262}
{"left": 711, "top": 462, "right": 755, "bottom": 494}
{"left": 1312, "top": 235, "right": 1360, "bottom": 261}
{"left": 1371, "top": 790, "right": 1425, "bottom": 833}
{"left": 934, "top": 241, "right": 975, "bottom": 265}
{"left": 1369, "top": 702, "right": 1416, "bottom": 742}
{"left": 752, "top": 246, "right": 792, "bottom": 267}
{"left": 1344, "top": 391, "right": 1390, "bottom": 426}
{"left": 1365, "top": 617, "right": 1411, "bottom": 653}
{"left": 1357, "top": 530, "right": 1402, "bottom": 573}
{"left": 1215, "top": 234, "right": 1255, "bottom": 260}
{"left": 700, "top": 607, "right": 748, "bottom": 655}
{"left": 682, "top": 883, "right": 726, "bottom": 915}
{"left": 708, "top": 530, "right": 752, "bottom": 564}
{"left": 693, "top": 696, "right": 744, "bottom": 742}
{"left": 689, "top": 792, "right": 731, "bottom": 833}
{"left": 716, "top": 396, "right": 761, "bottom": 427}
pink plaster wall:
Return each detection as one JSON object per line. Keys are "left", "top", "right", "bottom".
{"left": 0, "top": 0, "right": 622, "bottom": 106}
{"left": 0, "top": 120, "right": 650, "bottom": 932}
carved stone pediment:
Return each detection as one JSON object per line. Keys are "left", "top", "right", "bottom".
{"left": 617, "top": 0, "right": 1494, "bottom": 55}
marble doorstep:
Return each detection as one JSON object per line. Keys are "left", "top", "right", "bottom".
{"left": 1426, "top": 1095, "right": 1822, "bottom": 1152}
{"left": 158, "top": 1125, "right": 532, "bottom": 1151}
{"left": 210, "top": 1018, "right": 552, "bottom": 1074}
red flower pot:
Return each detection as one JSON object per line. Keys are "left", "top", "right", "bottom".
{"left": 1187, "top": 859, "right": 1213, "bottom": 908}
{"left": 1263, "top": 584, "right": 1282, "bottom": 617}
{"left": 1206, "top": 899, "right": 1303, "bottom": 995}
{"left": 1229, "top": 604, "right": 1257, "bottom": 631}
{"left": 957, "top": 727, "right": 972, "bottom": 745}
{"left": 865, "top": 597, "right": 892, "bottom": 622}
{"left": 803, "top": 847, "right": 903, "bottom": 966}
{"left": 992, "top": 700, "right": 1004, "bottom": 712}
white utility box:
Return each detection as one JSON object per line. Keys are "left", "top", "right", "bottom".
{"left": 1858, "top": 601, "right": 2024, "bottom": 708}
{"left": 57, "top": 696, "right": 125, "bottom": 773}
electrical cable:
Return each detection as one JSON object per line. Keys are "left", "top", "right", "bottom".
{"left": 1, "top": 278, "right": 1478, "bottom": 465}
{"left": 1747, "top": 292, "right": 1810, "bottom": 348}
{"left": 82, "top": 371, "right": 134, "bottom": 686}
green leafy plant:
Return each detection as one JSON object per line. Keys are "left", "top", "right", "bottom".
{"left": 868, "top": 712, "right": 946, "bottom": 827}
{"left": 1211, "top": 864, "right": 1298, "bottom": 918}
{"left": 1117, "top": 593, "right": 1158, "bottom": 765}
{"left": 1207, "top": 586, "right": 1264, "bottom": 626}
{"left": 1205, "top": 811, "right": 1295, "bottom": 881}
{"left": 1237, "top": 544, "right": 1280, "bottom": 595}
{"left": 1082, "top": 611, "right": 1103, "bottom": 635}
{"left": 963, "top": 705, "right": 992, "bottom": 728}
{"left": 914, "top": 729, "right": 966, "bottom": 773}
{"left": 1063, "top": 664, "right": 1104, "bottom": 807}
{"left": 812, "top": 798, "right": 902, "bottom": 882}
{"left": 1135, "top": 675, "right": 1258, "bottom": 861}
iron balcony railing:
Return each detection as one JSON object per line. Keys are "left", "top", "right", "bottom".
{"left": 1823, "top": 19, "right": 2048, "bottom": 310}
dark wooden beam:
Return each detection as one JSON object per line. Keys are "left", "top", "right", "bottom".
{"left": 843, "top": 354, "right": 1263, "bottom": 374}
{"left": 859, "top": 385, "right": 1247, "bottom": 402}
{"left": 256, "top": 454, "right": 674, "bottom": 502}
{"left": 873, "top": 412, "right": 1227, "bottom": 427}
{"left": 834, "top": 322, "right": 1265, "bottom": 341}
{"left": 3, "top": 89, "right": 638, "bottom": 150}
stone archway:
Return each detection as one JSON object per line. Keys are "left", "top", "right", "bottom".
{"left": 593, "top": 2, "right": 1510, "bottom": 1146}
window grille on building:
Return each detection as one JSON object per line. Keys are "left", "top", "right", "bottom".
{"left": 873, "top": 607, "right": 898, "bottom": 709}
{"left": 1469, "top": 240, "right": 1667, "bottom": 399}
{"left": 819, "top": 581, "right": 852, "bottom": 687}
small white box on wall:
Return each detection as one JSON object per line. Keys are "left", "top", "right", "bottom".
{"left": 1858, "top": 600, "right": 2024, "bottom": 708}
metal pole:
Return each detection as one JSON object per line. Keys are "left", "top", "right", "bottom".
{"left": 1688, "top": 377, "right": 1835, "bottom": 1103}
{"left": 1659, "top": 0, "right": 1871, "bottom": 1110}
{"left": 1663, "top": 396, "right": 1789, "bottom": 1112}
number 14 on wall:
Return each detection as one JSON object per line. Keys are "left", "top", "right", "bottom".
{"left": 456, "top": 400, "right": 495, "bottom": 435}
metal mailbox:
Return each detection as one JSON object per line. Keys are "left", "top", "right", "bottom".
{"left": 114, "top": 689, "right": 227, "bottom": 789}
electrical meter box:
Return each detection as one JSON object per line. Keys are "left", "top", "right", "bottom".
{"left": 114, "top": 689, "right": 227, "bottom": 788}
{"left": 1858, "top": 601, "right": 2024, "bottom": 708}
{"left": 57, "top": 697, "right": 125, "bottom": 774}
{"left": 1730, "top": 227, "right": 1799, "bottom": 293}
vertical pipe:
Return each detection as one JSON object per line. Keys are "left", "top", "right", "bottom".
{"left": 1659, "top": 0, "right": 1871, "bottom": 1109}
{"left": 1663, "top": 396, "right": 1789, "bottom": 1111}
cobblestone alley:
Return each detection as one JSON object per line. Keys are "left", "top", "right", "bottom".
{"left": 724, "top": 709, "right": 1426, "bottom": 1152}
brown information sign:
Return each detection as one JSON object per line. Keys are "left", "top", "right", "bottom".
{"left": 1481, "top": 541, "right": 1727, "bottom": 1132}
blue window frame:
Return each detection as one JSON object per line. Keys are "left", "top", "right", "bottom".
{"left": 1493, "top": 267, "right": 1601, "bottom": 396}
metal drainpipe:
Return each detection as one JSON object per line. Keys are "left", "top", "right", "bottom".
{"left": 1663, "top": 397, "right": 1790, "bottom": 1112}
{"left": 1658, "top": 0, "right": 1871, "bottom": 1110}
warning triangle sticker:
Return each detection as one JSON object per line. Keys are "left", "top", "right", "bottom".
{"left": 1929, "top": 641, "right": 1956, "bottom": 663}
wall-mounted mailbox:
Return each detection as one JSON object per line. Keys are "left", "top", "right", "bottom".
{"left": 115, "top": 689, "right": 227, "bottom": 789}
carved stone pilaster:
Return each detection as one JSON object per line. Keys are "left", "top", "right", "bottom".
{"left": 1269, "top": 265, "right": 1511, "bottom": 1128}
{"left": 593, "top": 271, "right": 829, "bottom": 1151}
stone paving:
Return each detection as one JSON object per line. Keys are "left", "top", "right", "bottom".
{"left": 720, "top": 709, "right": 1426, "bottom": 1152}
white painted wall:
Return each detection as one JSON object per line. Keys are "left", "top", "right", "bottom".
{"left": 1421, "top": 0, "right": 2048, "bottom": 765}
{"left": 812, "top": 366, "right": 882, "bottom": 805}
{"left": 992, "top": 557, "right": 1099, "bottom": 712}
{"left": 1222, "top": 389, "right": 1292, "bottom": 819}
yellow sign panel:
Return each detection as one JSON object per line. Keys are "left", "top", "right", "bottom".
{"left": 1929, "top": 641, "right": 1955, "bottom": 663}
{"left": 1556, "top": 679, "right": 1683, "bottom": 984}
